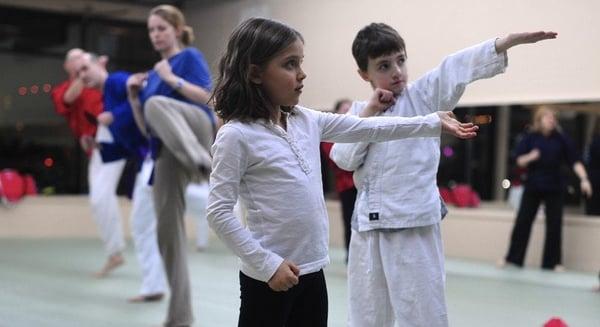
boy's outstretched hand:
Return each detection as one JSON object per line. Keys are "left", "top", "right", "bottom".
{"left": 495, "top": 31, "right": 558, "bottom": 53}
{"left": 268, "top": 260, "right": 300, "bottom": 292}
{"left": 437, "top": 111, "right": 478, "bottom": 139}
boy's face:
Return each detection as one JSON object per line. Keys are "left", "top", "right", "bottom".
{"left": 359, "top": 50, "right": 408, "bottom": 96}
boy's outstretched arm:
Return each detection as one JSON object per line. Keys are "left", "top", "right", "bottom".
{"left": 495, "top": 31, "right": 557, "bottom": 53}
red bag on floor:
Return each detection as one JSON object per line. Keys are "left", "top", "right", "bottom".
{"left": 0, "top": 169, "right": 25, "bottom": 203}
{"left": 439, "top": 187, "right": 455, "bottom": 205}
{"left": 543, "top": 317, "right": 568, "bottom": 327}
{"left": 451, "top": 184, "right": 480, "bottom": 208}
{"left": 23, "top": 174, "right": 38, "bottom": 195}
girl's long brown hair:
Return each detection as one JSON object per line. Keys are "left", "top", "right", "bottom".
{"left": 212, "top": 18, "right": 303, "bottom": 123}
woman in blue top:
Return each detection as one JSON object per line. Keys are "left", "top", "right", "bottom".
{"left": 502, "top": 107, "right": 592, "bottom": 271}
{"left": 127, "top": 5, "right": 215, "bottom": 327}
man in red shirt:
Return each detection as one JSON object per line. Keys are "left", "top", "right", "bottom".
{"left": 51, "top": 48, "right": 102, "bottom": 154}
{"left": 51, "top": 48, "right": 126, "bottom": 277}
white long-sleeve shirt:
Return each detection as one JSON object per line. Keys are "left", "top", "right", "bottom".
{"left": 207, "top": 107, "right": 441, "bottom": 282}
{"left": 330, "top": 39, "right": 508, "bottom": 232}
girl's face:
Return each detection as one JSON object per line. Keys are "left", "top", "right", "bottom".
{"left": 254, "top": 39, "right": 306, "bottom": 109}
{"left": 147, "top": 14, "right": 180, "bottom": 54}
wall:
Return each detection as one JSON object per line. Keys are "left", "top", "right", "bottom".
{"left": 442, "top": 205, "right": 600, "bottom": 273}
{"left": 187, "top": 0, "right": 600, "bottom": 110}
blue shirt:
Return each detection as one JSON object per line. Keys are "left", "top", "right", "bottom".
{"left": 139, "top": 47, "right": 215, "bottom": 159}
{"left": 100, "top": 71, "right": 148, "bottom": 163}
{"left": 140, "top": 47, "right": 214, "bottom": 123}
{"left": 516, "top": 131, "right": 579, "bottom": 192}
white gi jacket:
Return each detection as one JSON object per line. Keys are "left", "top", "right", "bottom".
{"left": 331, "top": 39, "right": 508, "bottom": 232}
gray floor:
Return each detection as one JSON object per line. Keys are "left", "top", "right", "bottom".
{"left": 0, "top": 238, "right": 598, "bottom": 327}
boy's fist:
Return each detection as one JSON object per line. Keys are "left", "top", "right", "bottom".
{"left": 361, "top": 88, "right": 396, "bottom": 117}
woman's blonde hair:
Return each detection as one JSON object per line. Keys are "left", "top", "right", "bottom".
{"left": 531, "top": 105, "right": 557, "bottom": 132}
{"left": 149, "top": 5, "right": 194, "bottom": 46}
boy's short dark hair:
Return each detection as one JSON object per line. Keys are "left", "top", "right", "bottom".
{"left": 352, "top": 23, "right": 406, "bottom": 71}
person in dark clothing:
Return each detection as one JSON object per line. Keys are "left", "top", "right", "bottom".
{"left": 584, "top": 119, "right": 600, "bottom": 216}
{"left": 501, "top": 106, "right": 592, "bottom": 271}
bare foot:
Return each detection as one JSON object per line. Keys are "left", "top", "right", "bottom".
{"left": 128, "top": 293, "right": 164, "bottom": 303}
{"left": 94, "top": 254, "right": 124, "bottom": 278}
{"left": 553, "top": 265, "right": 566, "bottom": 273}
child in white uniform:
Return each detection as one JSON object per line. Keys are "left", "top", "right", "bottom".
{"left": 330, "top": 23, "right": 557, "bottom": 327}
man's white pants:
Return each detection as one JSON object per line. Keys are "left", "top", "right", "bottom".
{"left": 88, "top": 126, "right": 126, "bottom": 257}
{"left": 185, "top": 182, "right": 210, "bottom": 249}
{"left": 130, "top": 159, "right": 167, "bottom": 296}
{"left": 348, "top": 224, "right": 448, "bottom": 327}
{"left": 129, "top": 159, "right": 211, "bottom": 296}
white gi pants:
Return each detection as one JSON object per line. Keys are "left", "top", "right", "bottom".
{"left": 88, "top": 125, "right": 126, "bottom": 257}
{"left": 347, "top": 224, "right": 448, "bottom": 327}
{"left": 130, "top": 158, "right": 167, "bottom": 296}
{"left": 130, "top": 160, "right": 212, "bottom": 296}
{"left": 185, "top": 182, "right": 210, "bottom": 249}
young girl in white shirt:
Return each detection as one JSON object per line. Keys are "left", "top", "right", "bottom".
{"left": 206, "top": 17, "right": 477, "bottom": 327}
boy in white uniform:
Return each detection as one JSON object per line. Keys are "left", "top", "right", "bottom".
{"left": 330, "top": 23, "right": 556, "bottom": 327}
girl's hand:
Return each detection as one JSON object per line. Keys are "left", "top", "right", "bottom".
{"left": 127, "top": 72, "right": 148, "bottom": 95}
{"left": 495, "top": 31, "right": 557, "bottom": 53}
{"left": 154, "top": 59, "right": 175, "bottom": 82}
{"left": 437, "top": 111, "right": 478, "bottom": 139}
{"left": 361, "top": 88, "right": 396, "bottom": 117}
{"left": 267, "top": 260, "right": 300, "bottom": 291}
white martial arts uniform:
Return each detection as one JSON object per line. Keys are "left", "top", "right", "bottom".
{"left": 130, "top": 158, "right": 166, "bottom": 296}
{"left": 331, "top": 39, "right": 508, "bottom": 327}
{"left": 129, "top": 158, "right": 215, "bottom": 296}
{"left": 185, "top": 182, "right": 210, "bottom": 250}
{"left": 88, "top": 125, "right": 126, "bottom": 257}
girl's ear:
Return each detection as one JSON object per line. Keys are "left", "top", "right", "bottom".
{"left": 249, "top": 64, "right": 262, "bottom": 84}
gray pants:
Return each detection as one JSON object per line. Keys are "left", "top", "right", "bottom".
{"left": 145, "top": 96, "right": 214, "bottom": 327}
